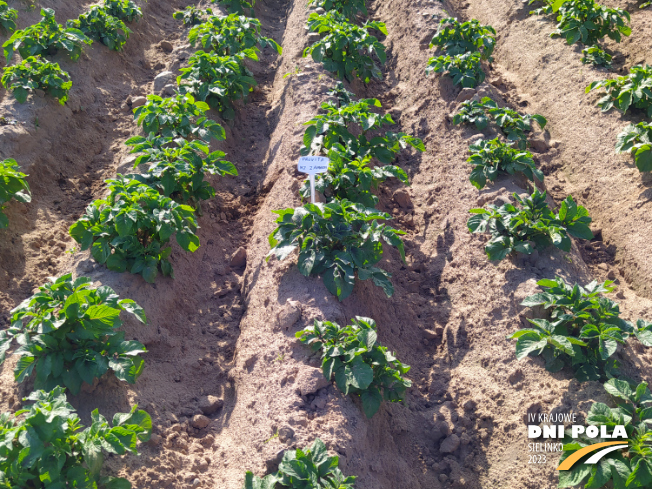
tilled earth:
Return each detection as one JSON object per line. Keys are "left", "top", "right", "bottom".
{"left": 1, "top": 0, "right": 652, "bottom": 488}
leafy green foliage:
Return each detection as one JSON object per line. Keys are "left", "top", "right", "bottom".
{"left": 301, "top": 84, "right": 425, "bottom": 163}
{"left": 1, "top": 55, "right": 72, "bottom": 104}
{"left": 0, "top": 274, "right": 146, "bottom": 395}
{"left": 453, "top": 97, "right": 547, "bottom": 150}
{"left": 188, "top": 13, "right": 281, "bottom": 56}
{"left": 69, "top": 175, "right": 200, "bottom": 283}
{"left": 173, "top": 5, "right": 206, "bottom": 26}
{"left": 267, "top": 200, "right": 406, "bottom": 301}
{"left": 510, "top": 276, "right": 652, "bottom": 382}
{"left": 0, "top": 387, "right": 151, "bottom": 489}
{"left": 177, "top": 50, "right": 257, "bottom": 120}
{"left": 0, "top": 158, "right": 30, "bottom": 229}
{"left": 308, "top": 0, "right": 368, "bottom": 20}
{"left": 244, "top": 439, "right": 356, "bottom": 489}
{"left": 2, "top": 8, "right": 92, "bottom": 62}
{"left": 125, "top": 136, "right": 237, "bottom": 207}
{"left": 581, "top": 44, "right": 611, "bottom": 67}
{"left": 304, "top": 11, "right": 387, "bottom": 83}
{"left": 298, "top": 317, "right": 411, "bottom": 418}
{"left": 211, "top": 0, "right": 255, "bottom": 16}
{"left": 430, "top": 17, "right": 496, "bottom": 60}
{"left": 102, "top": 0, "right": 142, "bottom": 23}
{"left": 0, "top": 1, "right": 17, "bottom": 33}
{"left": 67, "top": 6, "right": 131, "bottom": 51}
{"left": 426, "top": 51, "right": 485, "bottom": 88}
{"left": 300, "top": 149, "right": 408, "bottom": 207}
{"left": 558, "top": 379, "right": 652, "bottom": 487}
{"left": 468, "top": 189, "right": 593, "bottom": 261}
{"left": 616, "top": 122, "right": 652, "bottom": 173}
{"left": 467, "top": 138, "right": 543, "bottom": 190}
{"left": 133, "top": 93, "right": 226, "bottom": 141}
{"left": 586, "top": 65, "right": 652, "bottom": 117}
{"left": 531, "top": 0, "right": 631, "bottom": 46}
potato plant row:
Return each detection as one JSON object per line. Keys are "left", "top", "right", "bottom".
{"left": 0, "top": 3, "right": 153, "bottom": 487}
{"left": 428, "top": 8, "right": 652, "bottom": 489}
{"left": 0, "top": 0, "right": 287, "bottom": 487}
{"left": 69, "top": 6, "right": 282, "bottom": 282}
{"left": 247, "top": 0, "right": 427, "bottom": 486}
{"left": 529, "top": 1, "right": 652, "bottom": 173}
{"left": 1, "top": 1, "right": 143, "bottom": 106}
{"left": 0, "top": 1, "right": 144, "bottom": 228}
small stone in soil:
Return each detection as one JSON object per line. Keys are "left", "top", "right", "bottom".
{"left": 131, "top": 96, "right": 147, "bottom": 107}
{"left": 191, "top": 414, "right": 210, "bottom": 429}
{"left": 440, "top": 434, "right": 460, "bottom": 453}
{"left": 160, "top": 40, "right": 174, "bottom": 53}
{"left": 278, "top": 426, "right": 295, "bottom": 443}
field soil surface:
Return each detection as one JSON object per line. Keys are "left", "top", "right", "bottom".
{"left": 1, "top": 0, "right": 652, "bottom": 488}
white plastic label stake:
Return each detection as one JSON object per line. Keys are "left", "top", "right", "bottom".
{"left": 297, "top": 156, "right": 329, "bottom": 204}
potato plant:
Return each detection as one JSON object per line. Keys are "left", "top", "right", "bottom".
{"left": 0, "top": 1, "right": 17, "bottom": 33}
{"left": 558, "top": 379, "right": 652, "bottom": 487}
{"left": 244, "top": 439, "right": 356, "bottom": 489}
{"left": 304, "top": 11, "right": 387, "bottom": 83}
{"left": 586, "top": 65, "right": 652, "bottom": 117}
{"left": 510, "top": 276, "right": 652, "bottom": 381}
{"left": 0, "top": 158, "right": 31, "bottom": 229}
{"left": 467, "top": 138, "right": 543, "bottom": 190}
{"left": 426, "top": 51, "right": 485, "bottom": 89}
{"left": 69, "top": 175, "right": 200, "bottom": 283}
{"left": 298, "top": 317, "right": 412, "bottom": 418}
{"left": 430, "top": 17, "right": 496, "bottom": 60}
{"left": 173, "top": 5, "right": 206, "bottom": 26}
{"left": 0, "top": 387, "right": 151, "bottom": 489}
{"left": 177, "top": 50, "right": 257, "bottom": 120}
{"left": 530, "top": 0, "right": 631, "bottom": 46}
{"left": 454, "top": 97, "right": 547, "bottom": 150}
{"left": 308, "top": 0, "right": 368, "bottom": 20}
{"left": 103, "top": 0, "right": 142, "bottom": 23}
{"left": 300, "top": 148, "right": 408, "bottom": 207}
{"left": 133, "top": 93, "right": 226, "bottom": 141}
{"left": 301, "top": 86, "right": 424, "bottom": 163}
{"left": 188, "top": 14, "right": 281, "bottom": 56}
{"left": 1, "top": 55, "right": 72, "bottom": 104}
{"left": 267, "top": 200, "right": 406, "bottom": 301}
{"left": 581, "top": 44, "right": 611, "bottom": 67}
{"left": 616, "top": 122, "right": 652, "bottom": 172}
{"left": 67, "top": 6, "right": 131, "bottom": 51}
{"left": 2, "top": 8, "right": 92, "bottom": 62}
{"left": 0, "top": 274, "right": 146, "bottom": 395}
{"left": 211, "top": 0, "right": 255, "bottom": 16}
{"left": 468, "top": 189, "right": 593, "bottom": 261}
{"left": 125, "top": 135, "right": 237, "bottom": 208}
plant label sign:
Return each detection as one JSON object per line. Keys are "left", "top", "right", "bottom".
{"left": 298, "top": 156, "right": 329, "bottom": 203}
{"left": 298, "top": 156, "right": 329, "bottom": 174}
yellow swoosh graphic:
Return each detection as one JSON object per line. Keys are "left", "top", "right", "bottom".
{"left": 557, "top": 441, "right": 627, "bottom": 471}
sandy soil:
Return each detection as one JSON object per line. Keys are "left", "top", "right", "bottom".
{"left": 2, "top": 0, "right": 652, "bottom": 488}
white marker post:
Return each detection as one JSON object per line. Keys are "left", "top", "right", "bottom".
{"left": 297, "top": 156, "right": 329, "bottom": 203}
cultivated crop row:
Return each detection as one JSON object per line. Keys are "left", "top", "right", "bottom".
{"left": 69, "top": 7, "right": 281, "bottom": 282}
{"left": 528, "top": 1, "right": 652, "bottom": 174}
{"left": 2, "top": 1, "right": 142, "bottom": 105}
{"left": 427, "top": 7, "right": 652, "bottom": 488}
{"left": 244, "top": 0, "right": 429, "bottom": 485}
{"left": 0, "top": 0, "right": 287, "bottom": 486}
{"left": 0, "top": 1, "right": 143, "bottom": 230}
{"left": 0, "top": 1, "right": 154, "bottom": 484}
